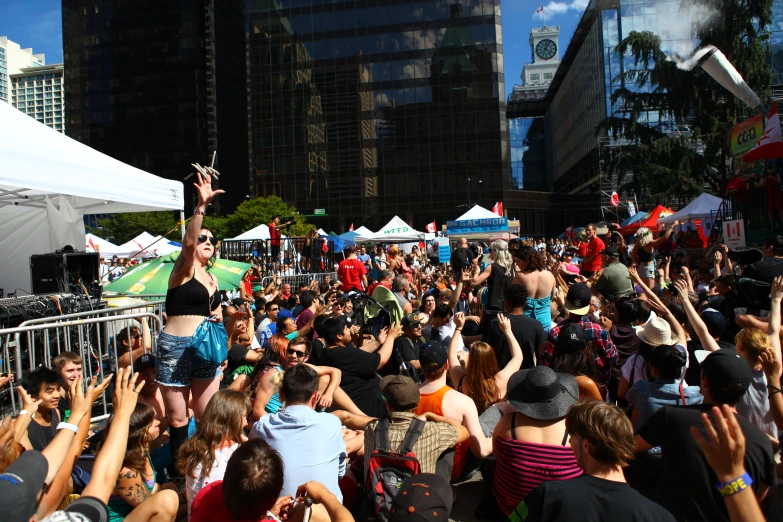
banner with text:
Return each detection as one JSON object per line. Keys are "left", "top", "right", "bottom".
{"left": 446, "top": 217, "right": 508, "bottom": 235}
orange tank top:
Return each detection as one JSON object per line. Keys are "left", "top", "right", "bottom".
{"left": 415, "top": 385, "right": 469, "bottom": 480}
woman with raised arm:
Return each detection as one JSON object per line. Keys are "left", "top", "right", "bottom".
{"left": 469, "top": 240, "right": 515, "bottom": 337}
{"left": 156, "top": 168, "right": 225, "bottom": 467}
{"left": 447, "top": 313, "right": 523, "bottom": 415}
{"left": 631, "top": 221, "right": 679, "bottom": 289}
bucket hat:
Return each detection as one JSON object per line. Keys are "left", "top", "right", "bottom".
{"left": 506, "top": 366, "right": 579, "bottom": 420}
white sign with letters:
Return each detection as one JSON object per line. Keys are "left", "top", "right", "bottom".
{"left": 723, "top": 219, "right": 746, "bottom": 249}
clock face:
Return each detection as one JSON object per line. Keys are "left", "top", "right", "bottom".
{"left": 536, "top": 39, "right": 557, "bottom": 60}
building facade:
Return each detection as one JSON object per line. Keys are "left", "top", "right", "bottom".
{"left": 62, "top": 0, "right": 249, "bottom": 213}
{"left": 248, "top": 0, "right": 509, "bottom": 231}
{"left": 0, "top": 37, "right": 46, "bottom": 104}
{"left": 11, "top": 64, "right": 65, "bottom": 133}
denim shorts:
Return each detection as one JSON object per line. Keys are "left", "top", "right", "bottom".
{"left": 155, "top": 330, "right": 221, "bottom": 386}
{"left": 638, "top": 261, "right": 656, "bottom": 280}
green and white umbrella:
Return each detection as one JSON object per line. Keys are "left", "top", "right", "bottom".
{"left": 104, "top": 252, "right": 252, "bottom": 295}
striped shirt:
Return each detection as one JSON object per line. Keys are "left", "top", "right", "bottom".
{"left": 493, "top": 437, "right": 583, "bottom": 515}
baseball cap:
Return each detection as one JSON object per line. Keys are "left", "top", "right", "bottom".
{"left": 133, "top": 353, "right": 156, "bottom": 372}
{"left": 556, "top": 323, "right": 589, "bottom": 353}
{"left": 42, "top": 496, "right": 110, "bottom": 522}
{"left": 699, "top": 348, "right": 752, "bottom": 391}
{"left": 390, "top": 473, "right": 454, "bottom": 522}
{"left": 419, "top": 341, "right": 448, "bottom": 371}
{"left": 565, "top": 283, "right": 592, "bottom": 315}
{"left": 401, "top": 313, "right": 425, "bottom": 328}
{"left": 0, "top": 450, "right": 49, "bottom": 521}
{"left": 700, "top": 308, "right": 727, "bottom": 337}
{"left": 727, "top": 248, "right": 763, "bottom": 265}
{"left": 380, "top": 375, "right": 420, "bottom": 410}
{"left": 599, "top": 246, "right": 620, "bottom": 257}
{"left": 278, "top": 310, "right": 294, "bottom": 319}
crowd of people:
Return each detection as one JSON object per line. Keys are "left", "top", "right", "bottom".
{"left": 2, "top": 172, "right": 782, "bottom": 522}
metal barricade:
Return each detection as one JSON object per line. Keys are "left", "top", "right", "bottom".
{"left": 0, "top": 302, "right": 164, "bottom": 421}
{"left": 221, "top": 236, "right": 338, "bottom": 273}
{"left": 259, "top": 272, "right": 338, "bottom": 291}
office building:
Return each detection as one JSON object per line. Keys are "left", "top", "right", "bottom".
{"left": 248, "top": 0, "right": 509, "bottom": 231}
{"left": 11, "top": 64, "right": 65, "bottom": 133}
{"left": 0, "top": 37, "right": 45, "bottom": 103}
{"left": 62, "top": 0, "right": 249, "bottom": 213}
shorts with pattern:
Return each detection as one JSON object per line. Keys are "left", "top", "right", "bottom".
{"left": 155, "top": 330, "right": 221, "bottom": 386}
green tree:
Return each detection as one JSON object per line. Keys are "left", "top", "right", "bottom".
{"left": 600, "top": 0, "right": 772, "bottom": 206}
{"left": 90, "top": 211, "right": 178, "bottom": 244}
{"left": 225, "top": 196, "right": 312, "bottom": 238}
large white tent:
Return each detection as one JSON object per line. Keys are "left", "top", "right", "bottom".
{"left": 229, "top": 224, "right": 288, "bottom": 241}
{"left": 355, "top": 216, "right": 425, "bottom": 242}
{"left": 657, "top": 193, "right": 723, "bottom": 224}
{"left": 85, "top": 233, "right": 119, "bottom": 254}
{"left": 446, "top": 204, "right": 508, "bottom": 237}
{"left": 0, "top": 103, "right": 184, "bottom": 293}
{"left": 110, "top": 232, "right": 181, "bottom": 258}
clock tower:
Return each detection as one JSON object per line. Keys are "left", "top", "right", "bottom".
{"left": 521, "top": 26, "right": 561, "bottom": 89}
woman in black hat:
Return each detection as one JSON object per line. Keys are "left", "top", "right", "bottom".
{"left": 490, "top": 366, "right": 582, "bottom": 517}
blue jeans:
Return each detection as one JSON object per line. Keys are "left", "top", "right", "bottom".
{"left": 155, "top": 330, "right": 221, "bottom": 386}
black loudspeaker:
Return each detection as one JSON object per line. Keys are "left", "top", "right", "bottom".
{"left": 30, "top": 251, "right": 101, "bottom": 297}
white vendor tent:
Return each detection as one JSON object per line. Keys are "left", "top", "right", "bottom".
{"left": 657, "top": 193, "right": 723, "bottom": 224}
{"left": 229, "top": 224, "right": 289, "bottom": 241}
{"left": 446, "top": 204, "right": 508, "bottom": 237}
{"left": 0, "top": 103, "right": 184, "bottom": 293}
{"left": 355, "top": 216, "right": 425, "bottom": 242}
{"left": 85, "top": 233, "right": 119, "bottom": 254}
{"left": 354, "top": 226, "right": 373, "bottom": 237}
{"left": 111, "top": 232, "right": 181, "bottom": 258}
{"left": 455, "top": 204, "right": 500, "bottom": 222}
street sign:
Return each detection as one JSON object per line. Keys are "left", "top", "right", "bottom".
{"left": 723, "top": 219, "right": 746, "bottom": 249}
{"left": 314, "top": 209, "right": 326, "bottom": 215}
{"left": 438, "top": 237, "right": 451, "bottom": 264}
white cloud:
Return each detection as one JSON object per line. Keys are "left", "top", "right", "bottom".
{"left": 533, "top": 0, "right": 587, "bottom": 20}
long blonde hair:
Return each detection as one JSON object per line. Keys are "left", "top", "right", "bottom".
{"left": 635, "top": 227, "right": 653, "bottom": 246}
{"left": 491, "top": 240, "right": 514, "bottom": 276}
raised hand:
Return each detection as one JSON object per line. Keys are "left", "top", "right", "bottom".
{"left": 377, "top": 326, "right": 390, "bottom": 345}
{"left": 627, "top": 266, "right": 640, "bottom": 282}
{"left": 16, "top": 386, "right": 42, "bottom": 416}
{"left": 453, "top": 311, "right": 466, "bottom": 330}
{"left": 112, "top": 366, "right": 144, "bottom": 418}
{"left": 714, "top": 251, "right": 723, "bottom": 263}
{"left": 192, "top": 167, "right": 225, "bottom": 207}
{"left": 68, "top": 376, "right": 95, "bottom": 422}
{"left": 88, "top": 373, "right": 114, "bottom": 404}
{"left": 498, "top": 313, "right": 512, "bottom": 334}
{"left": 759, "top": 349, "right": 781, "bottom": 381}
{"left": 771, "top": 276, "right": 783, "bottom": 303}
{"left": 387, "top": 323, "right": 402, "bottom": 340}
{"left": 0, "top": 373, "right": 13, "bottom": 390}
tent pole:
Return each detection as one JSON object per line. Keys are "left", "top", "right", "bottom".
{"left": 180, "top": 210, "right": 186, "bottom": 240}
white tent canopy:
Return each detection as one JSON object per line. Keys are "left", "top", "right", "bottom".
{"left": 657, "top": 193, "right": 723, "bottom": 224}
{"left": 355, "top": 216, "right": 425, "bottom": 243}
{"left": 110, "top": 232, "right": 181, "bottom": 258}
{"left": 454, "top": 205, "right": 500, "bottom": 221}
{"left": 85, "top": 233, "right": 119, "bottom": 254}
{"left": 0, "top": 103, "right": 184, "bottom": 293}
{"left": 353, "top": 226, "right": 373, "bottom": 237}
{"left": 229, "top": 224, "right": 289, "bottom": 241}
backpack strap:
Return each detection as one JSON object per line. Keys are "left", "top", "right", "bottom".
{"left": 398, "top": 418, "right": 426, "bottom": 454}
{"left": 375, "top": 418, "right": 391, "bottom": 452}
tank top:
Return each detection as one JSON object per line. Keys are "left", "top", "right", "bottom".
{"left": 524, "top": 295, "right": 552, "bottom": 329}
{"left": 637, "top": 245, "right": 654, "bottom": 263}
{"left": 264, "top": 365, "right": 284, "bottom": 414}
{"left": 493, "top": 413, "right": 582, "bottom": 515}
{"left": 107, "top": 456, "right": 157, "bottom": 522}
{"left": 166, "top": 273, "right": 220, "bottom": 317}
{"left": 415, "top": 385, "right": 468, "bottom": 480}
{"left": 27, "top": 410, "right": 60, "bottom": 451}
{"left": 485, "top": 264, "right": 511, "bottom": 312}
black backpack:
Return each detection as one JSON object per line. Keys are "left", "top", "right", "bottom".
{"left": 365, "top": 418, "right": 425, "bottom": 522}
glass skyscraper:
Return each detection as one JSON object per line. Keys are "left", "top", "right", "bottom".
{"left": 62, "top": 0, "right": 249, "bottom": 213}
{"left": 248, "top": 0, "right": 508, "bottom": 230}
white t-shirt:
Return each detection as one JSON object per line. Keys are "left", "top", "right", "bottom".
{"left": 438, "top": 317, "right": 465, "bottom": 351}
{"left": 186, "top": 443, "right": 240, "bottom": 516}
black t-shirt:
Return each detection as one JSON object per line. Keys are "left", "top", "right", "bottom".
{"left": 27, "top": 409, "right": 61, "bottom": 451}
{"left": 742, "top": 257, "right": 783, "bottom": 284}
{"left": 519, "top": 474, "right": 675, "bottom": 522}
{"left": 484, "top": 313, "right": 546, "bottom": 370}
{"left": 310, "top": 338, "right": 326, "bottom": 366}
{"left": 226, "top": 344, "right": 250, "bottom": 378}
{"left": 451, "top": 247, "right": 476, "bottom": 272}
{"left": 321, "top": 345, "right": 387, "bottom": 418}
{"left": 379, "top": 336, "right": 426, "bottom": 377}
{"left": 638, "top": 404, "right": 777, "bottom": 522}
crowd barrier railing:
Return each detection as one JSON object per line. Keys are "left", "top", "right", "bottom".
{"left": 259, "top": 272, "right": 339, "bottom": 291}
{"left": 220, "top": 237, "right": 338, "bottom": 273}
{"left": 1, "top": 302, "right": 164, "bottom": 421}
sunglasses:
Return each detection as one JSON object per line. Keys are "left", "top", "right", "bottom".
{"left": 286, "top": 347, "right": 307, "bottom": 358}
{"left": 198, "top": 234, "right": 217, "bottom": 245}
{"left": 269, "top": 307, "right": 279, "bottom": 312}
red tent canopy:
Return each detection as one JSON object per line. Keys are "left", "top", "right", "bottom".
{"left": 618, "top": 205, "right": 675, "bottom": 235}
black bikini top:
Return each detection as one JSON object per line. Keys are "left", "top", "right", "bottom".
{"left": 166, "top": 273, "right": 220, "bottom": 317}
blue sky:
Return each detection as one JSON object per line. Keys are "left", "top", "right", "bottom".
{"left": 0, "top": 0, "right": 586, "bottom": 99}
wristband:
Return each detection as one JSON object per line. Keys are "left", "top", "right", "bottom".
{"left": 193, "top": 208, "right": 206, "bottom": 216}
{"left": 56, "top": 422, "right": 79, "bottom": 434}
{"left": 715, "top": 472, "right": 753, "bottom": 497}
{"left": 18, "top": 409, "right": 30, "bottom": 416}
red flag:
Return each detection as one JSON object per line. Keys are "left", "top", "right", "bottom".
{"left": 610, "top": 192, "right": 620, "bottom": 207}
{"left": 492, "top": 202, "right": 504, "bottom": 216}
{"left": 425, "top": 221, "right": 437, "bottom": 233}
{"left": 536, "top": 5, "right": 544, "bottom": 13}
{"left": 87, "top": 237, "right": 96, "bottom": 251}
{"left": 349, "top": 223, "right": 354, "bottom": 231}
{"left": 744, "top": 104, "right": 783, "bottom": 162}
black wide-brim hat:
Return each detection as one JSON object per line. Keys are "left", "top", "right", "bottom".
{"left": 506, "top": 366, "right": 580, "bottom": 421}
